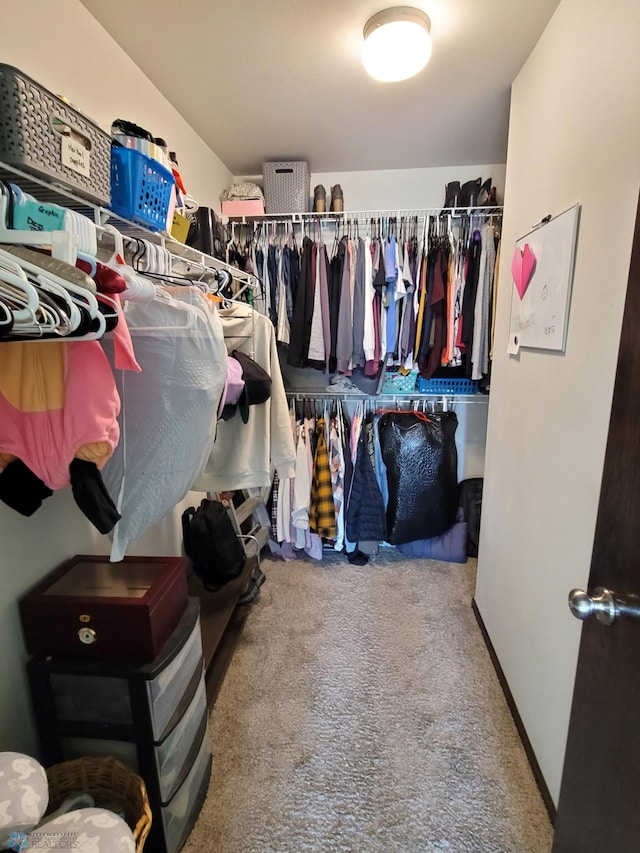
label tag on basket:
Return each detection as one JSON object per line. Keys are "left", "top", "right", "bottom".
{"left": 61, "top": 136, "right": 91, "bottom": 177}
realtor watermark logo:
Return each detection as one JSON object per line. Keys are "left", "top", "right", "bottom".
{"left": 7, "top": 831, "right": 79, "bottom": 849}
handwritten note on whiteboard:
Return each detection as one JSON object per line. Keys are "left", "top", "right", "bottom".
{"left": 508, "top": 204, "right": 580, "bottom": 353}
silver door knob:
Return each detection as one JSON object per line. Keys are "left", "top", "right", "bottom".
{"left": 568, "top": 587, "right": 640, "bottom": 626}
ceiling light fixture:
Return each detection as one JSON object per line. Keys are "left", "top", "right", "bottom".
{"left": 362, "top": 6, "right": 432, "bottom": 83}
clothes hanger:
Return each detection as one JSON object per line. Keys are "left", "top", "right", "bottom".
{"left": 0, "top": 259, "right": 41, "bottom": 321}
{"left": 0, "top": 247, "right": 108, "bottom": 341}
{"left": 0, "top": 255, "right": 82, "bottom": 340}
{"left": 0, "top": 297, "right": 14, "bottom": 338}
{"left": 0, "top": 279, "right": 41, "bottom": 336}
{"left": 29, "top": 275, "right": 81, "bottom": 334}
{"left": 0, "top": 265, "right": 73, "bottom": 339}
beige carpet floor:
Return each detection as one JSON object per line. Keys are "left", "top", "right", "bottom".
{"left": 183, "top": 550, "right": 553, "bottom": 853}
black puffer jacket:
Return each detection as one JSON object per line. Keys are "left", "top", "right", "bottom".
{"left": 345, "top": 419, "right": 387, "bottom": 543}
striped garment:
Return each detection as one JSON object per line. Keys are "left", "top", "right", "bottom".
{"left": 270, "top": 471, "right": 280, "bottom": 540}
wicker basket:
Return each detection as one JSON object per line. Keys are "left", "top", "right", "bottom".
{"left": 45, "top": 756, "right": 152, "bottom": 852}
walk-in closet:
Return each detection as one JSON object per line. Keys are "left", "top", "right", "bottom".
{"left": 0, "top": 1, "right": 638, "bottom": 852}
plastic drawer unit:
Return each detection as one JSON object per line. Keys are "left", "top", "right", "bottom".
{"left": 58, "top": 668, "right": 208, "bottom": 802}
{"left": 27, "top": 598, "right": 211, "bottom": 853}
{"left": 41, "top": 599, "right": 203, "bottom": 738}
{"left": 158, "top": 732, "right": 212, "bottom": 853}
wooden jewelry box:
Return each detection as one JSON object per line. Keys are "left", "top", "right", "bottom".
{"left": 19, "top": 554, "right": 188, "bottom": 663}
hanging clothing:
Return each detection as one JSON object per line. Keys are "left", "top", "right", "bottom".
{"left": 0, "top": 340, "right": 120, "bottom": 492}
{"left": 345, "top": 415, "right": 387, "bottom": 544}
{"left": 328, "top": 411, "right": 346, "bottom": 551}
{"left": 292, "top": 423, "right": 311, "bottom": 542}
{"left": 287, "top": 236, "right": 314, "bottom": 368}
{"left": 270, "top": 472, "right": 280, "bottom": 541}
{"left": 308, "top": 242, "right": 324, "bottom": 365}
{"left": 276, "top": 247, "right": 291, "bottom": 345}
{"left": 351, "top": 237, "right": 366, "bottom": 368}
{"left": 194, "top": 303, "right": 295, "bottom": 491}
{"left": 472, "top": 224, "right": 497, "bottom": 380}
{"left": 461, "top": 229, "right": 482, "bottom": 376}
{"left": 336, "top": 237, "right": 353, "bottom": 373}
{"left": 420, "top": 247, "right": 448, "bottom": 379}
{"left": 104, "top": 288, "right": 227, "bottom": 561}
{"left": 235, "top": 211, "right": 501, "bottom": 390}
{"left": 309, "top": 418, "right": 336, "bottom": 539}
{"left": 328, "top": 236, "right": 344, "bottom": 374}
{"left": 362, "top": 236, "right": 376, "bottom": 369}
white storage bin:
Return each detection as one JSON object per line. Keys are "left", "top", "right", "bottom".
{"left": 49, "top": 616, "right": 203, "bottom": 739}
{"left": 59, "top": 672, "right": 208, "bottom": 803}
{"left": 160, "top": 732, "right": 212, "bottom": 853}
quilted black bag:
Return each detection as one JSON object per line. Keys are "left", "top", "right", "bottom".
{"left": 379, "top": 411, "right": 459, "bottom": 545}
{"left": 182, "top": 499, "right": 245, "bottom": 591}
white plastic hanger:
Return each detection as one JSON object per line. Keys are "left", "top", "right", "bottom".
{"left": 0, "top": 247, "right": 108, "bottom": 341}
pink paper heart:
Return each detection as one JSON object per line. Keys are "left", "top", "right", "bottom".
{"left": 511, "top": 243, "right": 536, "bottom": 300}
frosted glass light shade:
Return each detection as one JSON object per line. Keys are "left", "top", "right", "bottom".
{"left": 362, "top": 7, "right": 432, "bottom": 83}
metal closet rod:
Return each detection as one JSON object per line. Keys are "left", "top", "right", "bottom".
{"left": 0, "top": 159, "right": 260, "bottom": 290}
{"left": 285, "top": 390, "right": 488, "bottom": 404}
{"left": 113, "top": 226, "right": 260, "bottom": 289}
{"left": 114, "top": 229, "right": 259, "bottom": 289}
{"left": 229, "top": 206, "right": 502, "bottom": 221}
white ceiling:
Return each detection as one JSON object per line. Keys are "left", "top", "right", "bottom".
{"left": 80, "top": 0, "right": 560, "bottom": 176}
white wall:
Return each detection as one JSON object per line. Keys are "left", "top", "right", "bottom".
{"left": 236, "top": 164, "right": 506, "bottom": 212}
{"left": 0, "top": 0, "right": 232, "bottom": 209}
{"left": 309, "top": 165, "right": 505, "bottom": 211}
{"left": 475, "top": 0, "right": 640, "bottom": 805}
{"left": 0, "top": 0, "right": 228, "bottom": 756}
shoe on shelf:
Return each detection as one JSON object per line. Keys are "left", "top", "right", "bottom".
{"left": 313, "top": 185, "right": 327, "bottom": 213}
{"left": 444, "top": 180, "right": 460, "bottom": 208}
{"left": 330, "top": 184, "right": 344, "bottom": 212}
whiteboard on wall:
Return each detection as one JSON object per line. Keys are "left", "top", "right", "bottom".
{"left": 508, "top": 204, "right": 580, "bottom": 352}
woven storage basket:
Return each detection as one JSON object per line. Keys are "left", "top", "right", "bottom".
{"left": 262, "top": 161, "right": 310, "bottom": 213}
{"left": 0, "top": 64, "right": 112, "bottom": 205}
{"left": 45, "top": 756, "right": 152, "bottom": 853}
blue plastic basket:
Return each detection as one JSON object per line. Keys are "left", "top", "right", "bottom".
{"left": 381, "top": 369, "right": 418, "bottom": 394}
{"left": 416, "top": 377, "right": 479, "bottom": 395}
{"left": 109, "top": 147, "right": 175, "bottom": 232}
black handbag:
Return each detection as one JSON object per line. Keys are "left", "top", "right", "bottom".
{"left": 379, "top": 411, "right": 459, "bottom": 545}
{"left": 182, "top": 499, "right": 245, "bottom": 591}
